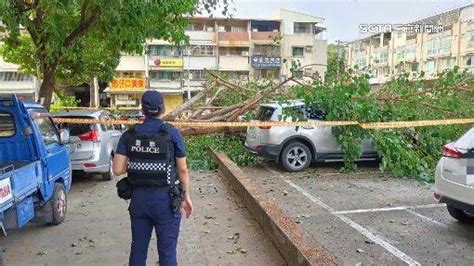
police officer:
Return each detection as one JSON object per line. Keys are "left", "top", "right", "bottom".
{"left": 113, "top": 91, "right": 193, "bottom": 266}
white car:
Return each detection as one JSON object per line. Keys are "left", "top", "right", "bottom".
{"left": 245, "top": 101, "right": 378, "bottom": 172}
{"left": 435, "top": 127, "right": 474, "bottom": 223}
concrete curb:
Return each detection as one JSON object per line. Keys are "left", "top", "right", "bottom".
{"left": 211, "top": 150, "right": 336, "bottom": 266}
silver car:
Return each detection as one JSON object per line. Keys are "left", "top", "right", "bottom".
{"left": 54, "top": 110, "right": 122, "bottom": 180}
{"left": 435, "top": 127, "right": 474, "bottom": 223}
{"left": 245, "top": 101, "right": 378, "bottom": 172}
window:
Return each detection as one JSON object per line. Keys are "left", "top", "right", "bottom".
{"left": 256, "top": 106, "right": 275, "bottom": 121}
{"left": 383, "top": 67, "right": 390, "bottom": 77}
{"left": 466, "top": 30, "right": 474, "bottom": 49}
{"left": 425, "top": 60, "right": 436, "bottom": 75}
{"left": 292, "top": 47, "right": 304, "bottom": 57}
{"left": 0, "top": 72, "right": 33, "bottom": 82}
{"left": 149, "top": 71, "right": 181, "bottom": 81}
{"left": 0, "top": 112, "right": 15, "bottom": 137}
{"left": 219, "top": 71, "right": 249, "bottom": 80}
{"left": 253, "top": 45, "right": 280, "bottom": 57}
{"left": 426, "top": 35, "right": 452, "bottom": 55}
{"left": 440, "top": 58, "right": 455, "bottom": 70}
{"left": 219, "top": 47, "right": 248, "bottom": 56}
{"left": 373, "top": 50, "right": 388, "bottom": 64}
{"left": 255, "top": 69, "right": 280, "bottom": 79}
{"left": 148, "top": 45, "right": 181, "bottom": 57}
{"left": 355, "top": 54, "right": 367, "bottom": 67}
{"left": 294, "top": 22, "right": 311, "bottom": 34}
{"left": 184, "top": 70, "right": 207, "bottom": 81}
{"left": 466, "top": 55, "right": 474, "bottom": 68}
{"left": 411, "top": 62, "right": 419, "bottom": 72}
{"left": 34, "top": 116, "right": 60, "bottom": 145}
{"left": 187, "top": 45, "right": 215, "bottom": 56}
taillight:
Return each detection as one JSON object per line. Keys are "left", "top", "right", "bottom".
{"left": 78, "top": 130, "right": 100, "bottom": 142}
{"left": 259, "top": 126, "right": 272, "bottom": 130}
{"left": 443, "top": 143, "right": 461, "bottom": 158}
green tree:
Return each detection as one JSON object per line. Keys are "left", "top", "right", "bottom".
{"left": 0, "top": 0, "right": 228, "bottom": 109}
{"left": 325, "top": 42, "right": 346, "bottom": 84}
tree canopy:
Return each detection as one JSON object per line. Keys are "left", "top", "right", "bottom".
{"left": 0, "top": 0, "right": 228, "bottom": 108}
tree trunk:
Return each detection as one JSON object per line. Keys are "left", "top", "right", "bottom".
{"left": 38, "top": 67, "right": 57, "bottom": 109}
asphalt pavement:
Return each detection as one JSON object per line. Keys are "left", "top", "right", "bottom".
{"left": 0, "top": 171, "right": 283, "bottom": 266}
{"left": 244, "top": 161, "right": 474, "bottom": 266}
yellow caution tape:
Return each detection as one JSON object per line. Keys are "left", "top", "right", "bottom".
{"left": 52, "top": 117, "right": 474, "bottom": 129}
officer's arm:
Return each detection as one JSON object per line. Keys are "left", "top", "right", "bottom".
{"left": 176, "top": 157, "right": 190, "bottom": 196}
{"left": 113, "top": 154, "right": 129, "bottom": 176}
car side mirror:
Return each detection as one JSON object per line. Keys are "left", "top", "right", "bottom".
{"left": 60, "top": 129, "right": 70, "bottom": 144}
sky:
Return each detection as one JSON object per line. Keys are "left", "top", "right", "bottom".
{"left": 227, "top": 0, "right": 474, "bottom": 43}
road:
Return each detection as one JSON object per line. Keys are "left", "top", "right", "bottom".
{"left": 244, "top": 161, "right": 474, "bottom": 266}
{"left": 0, "top": 171, "right": 283, "bottom": 266}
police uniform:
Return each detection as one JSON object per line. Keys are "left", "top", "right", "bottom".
{"left": 116, "top": 94, "right": 186, "bottom": 266}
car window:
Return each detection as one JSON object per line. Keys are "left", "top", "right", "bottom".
{"left": 34, "top": 116, "right": 60, "bottom": 145}
{"left": 55, "top": 116, "right": 96, "bottom": 136}
{"left": 256, "top": 106, "right": 276, "bottom": 121}
{"left": 455, "top": 128, "right": 474, "bottom": 150}
{"left": 281, "top": 106, "right": 306, "bottom": 121}
{"left": 304, "top": 105, "right": 326, "bottom": 120}
{"left": 0, "top": 112, "right": 15, "bottom": 137}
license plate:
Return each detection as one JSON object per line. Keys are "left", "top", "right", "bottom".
{"left": 0, "top": 178, "right": 13, "bottom": 205}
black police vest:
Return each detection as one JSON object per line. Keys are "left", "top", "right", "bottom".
{"left": 125, "top": 123, "right": 178, "bottom": 186}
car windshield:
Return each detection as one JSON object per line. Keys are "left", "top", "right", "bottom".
{"left": 454, "top": 128, "right": 474, "bottom": 151}
{"left": 256, "top": 106, "right": 275, "bottom": 121}
{"left": 55, "top": 116, "right": 96, "bottom": 136}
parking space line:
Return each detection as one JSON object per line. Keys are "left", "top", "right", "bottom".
{"left": 405, "top": 209, "right": 449, "bottom": 229}
{"left": 333, "top": 203, "right": 445, "bottom": 215}
{"left": 261, "top": 165, "right": 421, "bottom": 266}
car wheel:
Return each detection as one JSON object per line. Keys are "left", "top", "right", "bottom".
{"left": 102, "top": 156, "right": 114, "bottom": 181}
{"left": 447, "top": 205, "right": 474, "bottom": 223}
{"left": 51, "top": 183, "right": 67, "bottom": 225}
{"left": 281, "top": 141, "right": 312, "bottom": 172}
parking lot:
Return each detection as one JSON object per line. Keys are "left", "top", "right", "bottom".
{"left": 244, "top": 161, "right": 474, "bottom": 265}
{"left": 0, "top": 172, "right": 283, "bottom": 265}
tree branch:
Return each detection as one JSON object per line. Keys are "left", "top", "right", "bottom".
{"left": 63, "top": 5, "right": 101, "bottom": 48}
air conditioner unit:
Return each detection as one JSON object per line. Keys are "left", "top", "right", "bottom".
{"left": 218, "top": 26, "right": 225, "bottom": 32}
{"left": 305, "top": 46, "right": 312, "bottom": 52}
{"left": 242, "top": 51, "right": 249, "bottom": 56}
{"left": 207, "top": 27, "right": 214, "bottom": 32}
{"left": 252, "top": 29, "right": 258, "bottom": 32}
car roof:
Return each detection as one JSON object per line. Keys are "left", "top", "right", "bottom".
{"left": 260, "top": 100, "right": 305, "bottom": 109}
{"left": 53, "top": 109, "right": 106, "bottom": 118}
{"left": 22, "top": 101, "right": 45, "bottom": 110}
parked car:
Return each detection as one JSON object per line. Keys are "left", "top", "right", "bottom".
{"left": 54, "top": 110, "right": 122, "bottom": 180}
{"left": 435, "top": 128, "right": 474, "bottom": 223}
{"left": 0, "top": 95, "right": 71, "bottom": 234}
{"left": 245, "top": 100, "right": 378, "bottom": 172}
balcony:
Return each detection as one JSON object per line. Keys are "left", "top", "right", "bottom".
{"left": 186, "top": 31, "right": 215, "bottom": 43}
{"left": 251, "top": 32, "right": 281, "bottom": 44}
{"left": 218, "top": 32, "right": 250, "bottom": 47}
{"left": 219, "top": 56, "right": 249, "bottom": 71}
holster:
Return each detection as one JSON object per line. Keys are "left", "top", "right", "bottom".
{"left": 116, "top": 177, "right": 132, "bottom": 200}
{"left": 169, "top": 184, "right": 185, "bottom": 213}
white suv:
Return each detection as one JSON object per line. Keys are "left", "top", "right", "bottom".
{"left": 244, "top": 101, "right": 378, "bottom": 172}
{"left": 435, "top": 127, "right": 474, "bottom": 223}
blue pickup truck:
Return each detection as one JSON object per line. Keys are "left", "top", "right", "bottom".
{"left": 0, "top": 95, "right": 71, "bottom": 235}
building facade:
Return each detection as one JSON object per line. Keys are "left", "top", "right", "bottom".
{"left": 109, "top": 9, "right": 327, "bottom": 109}
{"left": 0, "top": 9, "right": 327, "bottom": 109}
{"left": 345, "top": 4, "right": 474, "bottom": 85}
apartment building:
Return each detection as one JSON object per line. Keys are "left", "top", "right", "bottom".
{"left": 109, "top": 9, "right": 327, "bottom": 109}
{"left": 0, "top": 9, "right": 327, "bottom": 109}
{"left": 345, "top": 4, "right": 474, "bottom": 84}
